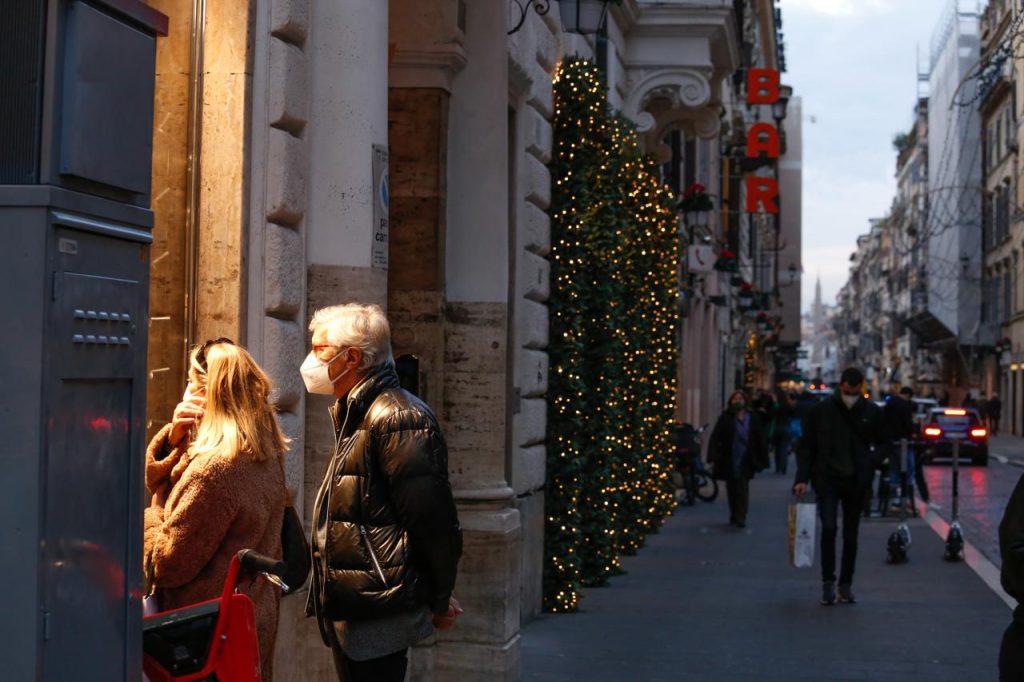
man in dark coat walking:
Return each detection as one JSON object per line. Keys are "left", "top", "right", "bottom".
{"left": 793, "top": 367, "right": 884, "bottom": 605}
{"left": 990, "top": 393, "right": 1003, "bottom": 435}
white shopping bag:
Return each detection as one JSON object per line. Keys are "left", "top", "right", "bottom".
{"left": 788, "top": 502, "right": 816, "bottom": 568}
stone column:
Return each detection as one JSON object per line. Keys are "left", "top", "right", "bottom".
{"left": 266, "top": 0, "right": 390, "bottom": 678}
{"left": 304, "top": 0, "right": 389, "bottom": 512}
{"left": 507, "top": 9, "right": 557, "bottom": 625}
{"left": 244, "top": 0, "right": 320, "bottom": 677}
{"left": 436, "top": 1, "right": 521, "bottom": 679}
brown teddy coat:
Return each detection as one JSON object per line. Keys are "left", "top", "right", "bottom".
{"left": 143, "top": 424, "right": 286, "bottom": 680}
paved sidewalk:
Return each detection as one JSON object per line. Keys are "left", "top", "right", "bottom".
{"left": 991, "top": 433, "right": 1024, "bottom": 464}
{"left": 521, "top": 471, "right": 1012, "bottom": 681}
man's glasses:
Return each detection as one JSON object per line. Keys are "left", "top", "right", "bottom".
{"left": 196, "top": 337, "right": 235, "bottom": 370}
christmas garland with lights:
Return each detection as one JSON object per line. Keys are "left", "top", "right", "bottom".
{"left": 544, "top": 58, "right": 679, "bottom": 612}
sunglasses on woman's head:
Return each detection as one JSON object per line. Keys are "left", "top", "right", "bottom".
{"left": 196, "top": 337, "right": 235, "bottom": 370}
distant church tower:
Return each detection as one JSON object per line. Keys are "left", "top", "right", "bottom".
{"left": 810, "top": 276, "right": 824, "bottom": 367}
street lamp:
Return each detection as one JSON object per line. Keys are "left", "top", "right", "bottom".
{"left": 508, "top": 0, "right": 613, "bottom": 35}
{"left": 772, "top": 84, "right": 792, "bottom": 125}
{"left": 780, "top": 263, "right": 800, "bottom": 287}
{"left": 559, "top": 0, "right": 613, "bottom": 34}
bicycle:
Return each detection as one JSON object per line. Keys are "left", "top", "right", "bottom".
{"left": 143, "top": 549, "right": 289, "bottom": 681}
{"left": 672, "top": 423, "right": 719, "bottom": 505}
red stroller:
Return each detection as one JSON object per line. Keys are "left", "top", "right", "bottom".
{"left": 142, "top": 550, "right": 288, "bottom": 681}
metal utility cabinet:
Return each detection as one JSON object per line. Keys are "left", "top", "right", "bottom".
{"left": 0, "top": 1, "right": 167, "bottom": 679}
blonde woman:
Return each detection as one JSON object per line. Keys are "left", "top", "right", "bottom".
{"left": 144, "top": 338, "right": 288, "bottom": 680}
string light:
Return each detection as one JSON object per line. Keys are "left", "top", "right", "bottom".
{"left": 544, "top": 58, "right": 679, "bottom": 613}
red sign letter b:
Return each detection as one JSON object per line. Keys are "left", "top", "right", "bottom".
{"left": 748, "top": 69, "right": 780, "bottom": 105}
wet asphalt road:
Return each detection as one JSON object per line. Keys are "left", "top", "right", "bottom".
{"left": 915, "top": 434, "right": 1024, "bottom": 569}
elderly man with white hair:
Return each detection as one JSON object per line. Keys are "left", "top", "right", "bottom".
{"left": 301, "top": 303, "right": 463, "bottom": 682}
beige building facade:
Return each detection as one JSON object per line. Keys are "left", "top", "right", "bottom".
{"left": 142, "top": 1, "right": 796, "bottom": 679}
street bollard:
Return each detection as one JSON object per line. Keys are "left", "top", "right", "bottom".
{"left": 944, "top": 438, "right": 965, "bottom": 561}
{"left": 886, "top": 438, "right": 912, "bottom": 564}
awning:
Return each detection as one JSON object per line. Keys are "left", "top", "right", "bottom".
{"left": 904, "top": 311, "right": 956, "bottom": 345}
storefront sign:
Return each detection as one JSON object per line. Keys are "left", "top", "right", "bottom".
{"left": 372, "top": 144, "right": 389, "bottom": 269}
{"left": 746, "top": 69, "right": 780, "bottom": 214}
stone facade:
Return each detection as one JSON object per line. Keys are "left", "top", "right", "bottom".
{"left": 144, "top": 1, "right": 798, "bottom": 680}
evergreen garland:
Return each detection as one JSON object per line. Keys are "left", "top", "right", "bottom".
{"left": 544, "top": 58, "right": 680, "bottom": 612}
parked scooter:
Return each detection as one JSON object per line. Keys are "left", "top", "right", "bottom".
{"left": 945, "top": 439, "right": 965, "bottom": 561}
{"left": 886, "top": 438, "right": 913, "bottom": 564}
{"left": 143, "top": 550, "right": 288, "bottom": 681}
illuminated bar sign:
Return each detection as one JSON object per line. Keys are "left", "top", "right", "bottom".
{"left": 745, "top": 68, "right": 780, "bottom": 214}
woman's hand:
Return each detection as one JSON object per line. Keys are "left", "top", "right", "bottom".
{"left": 168, "top": 389, "right": 205, "bottom": 448}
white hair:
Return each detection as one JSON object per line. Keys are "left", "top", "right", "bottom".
{"left": 309, "top": 303, "right": 394, "bottom": 371}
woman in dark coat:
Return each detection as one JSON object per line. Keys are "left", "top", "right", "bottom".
{"left": 708, "top": 390, "right": 770, "bottom": 528}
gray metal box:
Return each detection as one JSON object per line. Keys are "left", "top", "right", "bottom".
{"left": 0, "top": 189, "right": 152, "bottom": 680}
{"left": 0, "top": 0, "right": 167, "bottom": 205}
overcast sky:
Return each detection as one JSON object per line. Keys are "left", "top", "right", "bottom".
{"left": 783, "top": 0, "right": 952, "bottom": 312}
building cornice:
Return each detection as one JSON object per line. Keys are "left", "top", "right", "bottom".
{"left": 621, "top": 1, "right": 739, "bottom": 139}
{"left": 389, "top": 43, "right": 468, "bottom": 93}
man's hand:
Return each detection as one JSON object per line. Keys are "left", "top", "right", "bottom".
{"left": 432, "top": 596, "right": 463, "bottom": 631}
{"left": 793, "top": 482, "right": 807, "bottom": 498}
{"left": 168, "top": 390, "right": 205, "bottom": 447}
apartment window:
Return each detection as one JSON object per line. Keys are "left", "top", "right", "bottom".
{"left": 1007, "top": 107, "right": 1014, "bottom": 152}
{"left": 994, "top": 273, "right": 1003, "bottom": 323}
{"left": 983, "top": 192, "right": 991, "bottom": 251}
{"left": 1002, "top": 180, "right": 1012, "bottom": 242}
{"left": 982, "top": 272, "right": 990, "bottom": 323}
{"left": 1005, "top": 269, "right": 1012, "bottom": 323}
{"left": 988, "top": 125, "right": 994, "bottom": 169}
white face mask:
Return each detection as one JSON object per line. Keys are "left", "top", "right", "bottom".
{"left": 300, "top": 350, "right": 350, "bottom": 395}
{"left": 841, "top": 393, "right": 859, "bottom": 409}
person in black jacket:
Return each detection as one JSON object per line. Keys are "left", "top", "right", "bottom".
{"left": 990, "top": 393, "right": 1003, "bottom": 435}
{"left": 303, "top": 304, "right": 463, "bottom": 682}
{"left": 793, "top": 367, "right": 884, "bottom": 606}
{"left": 999, "top": 472, "right": 1024, "bottom": 680}
{"left": 709, "top": 390, "right": 770, "bottom": 528}
{"left": 773, "top": 391, "right": 796, "bottom": 474}
{"left": 882, "top": 386, "right": 930, "bottom": 506}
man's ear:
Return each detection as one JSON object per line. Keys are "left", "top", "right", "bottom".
{"left": 347, "top": 347, "right": 363, "bottom": 368}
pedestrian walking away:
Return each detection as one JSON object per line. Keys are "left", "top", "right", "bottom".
{"left": 773, "top": 391, "right": 796, "bottom": 475}
{"left": 143, "top": 339, "right": 289, "bottom": 679}
{"left": 793, "top": 367, "right": 884, "bottom": 606}
{"left": 989, "top": 393, "right": 1003, "bottom": 436}
{"left": 303, "top": 304, "right": 464, "bottom": 682}
{"left": 882, "top": 386, "right": 930, "bottom": 507}
{"left": 999, "top": 472, "right": 1024, "bottom": 681}
{"left": 709, "top": 390, "right": 770, "bottom": 528}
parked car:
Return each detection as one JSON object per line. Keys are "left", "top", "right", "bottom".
{"left": 909, "top": 397, "right": 939, "bottom": 444}
{"left": 919, "top": 407, "right": 989, "bottom": 466}
{"left": 911, "top": 398, "right": 939, "bottom": 427}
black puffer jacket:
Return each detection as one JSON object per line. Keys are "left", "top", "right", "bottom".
{"left": 796, "top": 391, "right": 884, "bottom": 486}
{"left": 306, "top": 365, "right": 462, "bottom": 636}
{"left": 1000, "top": 472, "right": 1024, "bottom": 618}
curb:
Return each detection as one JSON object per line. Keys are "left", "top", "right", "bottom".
{"left": 915, "top": 499, "right": 1015, "bottom": 610}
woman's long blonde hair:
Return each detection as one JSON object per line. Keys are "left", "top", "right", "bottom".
{"left": 187, "top": 341, "right": 289, "bottom": 462}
